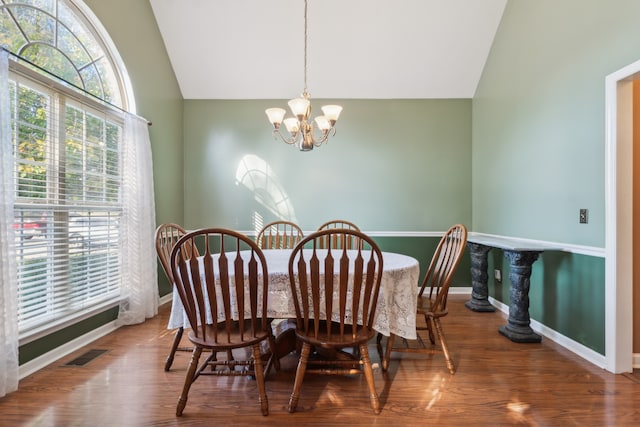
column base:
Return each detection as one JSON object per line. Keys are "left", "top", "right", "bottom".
{"left": 498, "top": 324, "right": 541, "bottom": 343}
{"left": 464, "top": 299, "right": 496, "bottom": 312}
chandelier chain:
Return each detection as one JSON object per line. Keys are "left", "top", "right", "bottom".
{"left": 303, "top": 0, "right": 308, "bottom": 95}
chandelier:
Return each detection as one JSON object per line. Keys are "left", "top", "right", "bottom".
{"left": 265, "top": 0, "right": 342, "bottom": 151}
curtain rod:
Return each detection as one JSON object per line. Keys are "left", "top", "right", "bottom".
{"left": 1, "top": 47, "right": 151, "bottom": 126}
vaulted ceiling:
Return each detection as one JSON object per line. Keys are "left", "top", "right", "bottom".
{"left": 149, "top": 0, "right": 507, "bottom": 100}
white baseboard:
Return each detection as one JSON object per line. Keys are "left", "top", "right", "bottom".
{"left": 449, "top": 286, "right": 472, "bottom": 295}
{"left": 488, "top": 297, "right": 607, "bottom": 369}
{"left": 634, "top": 353, "right": 640, "bottom": 369}
{"left": 19, "top": 320, "right": 119, "bottom": 380}
{"left": 159, "top": 292, "right": 173, "bottom": 305}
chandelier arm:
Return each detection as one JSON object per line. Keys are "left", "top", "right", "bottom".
{"left": 309, "top": 126, "right": 335, "bottom": 147}
{"left": 272, "top": 129, "right": 299, "bottom": 145}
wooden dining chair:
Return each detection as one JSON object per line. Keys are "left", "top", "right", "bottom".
{"left": 316, "top": 219, "right": 361, "bottom": 249}
{"left": 155, "top": 223, "right": 197, "bottom": 371}
{"left": 170, "top": 228, "right": 275, "bottom": 417}
{"left": 287, "top": 229, "right": 384, "bottom": 414}
{"left": 379, "top": 224, "right": 467, "bottom": 374}
{"left": 256, "top": 220, "right": 304, "bottom": 249}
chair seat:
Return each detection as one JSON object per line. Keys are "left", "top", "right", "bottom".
{"left": 295, "top": 320, "right": 376, "bottom": 348}
{"left": 188, "top": 321, "right": 271, "bottom": 350}
{"left": 416, "top": 297, "right": 448, "bottom": 318}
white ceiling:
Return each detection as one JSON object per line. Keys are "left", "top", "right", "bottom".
{"left": 149, "top": 0, "right": 507, "bottom": 100}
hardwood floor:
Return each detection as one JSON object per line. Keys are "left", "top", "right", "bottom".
{"left": 1, "top": 295, "right": 638, "bottom": 426}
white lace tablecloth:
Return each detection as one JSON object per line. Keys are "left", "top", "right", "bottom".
{"left": 167, "top": 249, "right": 420, "bottom": 339}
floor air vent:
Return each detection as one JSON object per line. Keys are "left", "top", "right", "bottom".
{"left": 65, "top": 349, "right": 108, "bottom": 366}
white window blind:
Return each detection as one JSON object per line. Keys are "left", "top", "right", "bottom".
{"left": 10, "top": 64, "right": 124, "bottom": 338}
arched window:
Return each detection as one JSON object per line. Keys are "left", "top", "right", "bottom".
{"left": 1, "top": 0, "right": 141, "bottom": 339}
{"left": 0, "top": 0, "right": 133, "bottom": 110}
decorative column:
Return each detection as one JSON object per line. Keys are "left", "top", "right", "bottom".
{"left": 498, "top": 250, "right": 542, "bottom": 343}
{"left": 464, "top": 242, "right": 496, "bottom": 312}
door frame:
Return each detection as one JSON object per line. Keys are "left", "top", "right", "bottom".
{"left": 605, "top": 60, "right": 636, "bottom": 373}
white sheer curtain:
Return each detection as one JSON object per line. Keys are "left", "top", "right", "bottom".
{"left": 117, "top": 113, "right": 158, "bottom": 325}
{"left": 0, "top": 50, "right": 19, "bottom": 397}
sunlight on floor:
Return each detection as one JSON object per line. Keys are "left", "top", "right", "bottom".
{"left": 506, "top": 398, "right": 531, "bottom": 424}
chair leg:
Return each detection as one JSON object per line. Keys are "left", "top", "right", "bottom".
{"left": 288, "top": 342, "right": 311, "bottom": 413}
{"left": 382, "top": 333, "right": 396, "bottom": 372}
{"left": 252, "top": 344, "right": 269, "bottom": 416}
{"left": 165, "top": 327, "right": 184, "bottom": 371}
{"left": 434, "top": 318, "right": 455, "bottom": 374}
{"left": 360, "top": 344, "right": 381, "bottom": 414}
{"left": 425, "top": 315, "right": 436, "bottom": 345}
{"left": 176, "top": 346, "right": 202, "bottom": 416}
{"left": 269, "top": 328, "right": 280, "bottom": 372}
{"left": 263, "top": 331, "right": 280, "bottom": 376}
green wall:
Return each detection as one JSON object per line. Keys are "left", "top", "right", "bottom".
{"left": 473, "top": 0, "right": 640, "bottom": 247}
{"left": 183, "top": 99, "right": 472, "bottom": 232}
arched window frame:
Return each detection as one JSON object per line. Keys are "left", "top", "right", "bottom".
{"left": 0, "top": 0, "right": 135, "bottom": 111}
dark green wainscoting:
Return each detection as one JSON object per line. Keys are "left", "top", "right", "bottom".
{"left": 19, "top": 306, "right": 119, "bottom": 365}
{"left": 487, "top": 249, "right": 605, "bottom": 355}
{"left": 371, "top": 235, "right": 472, "bottom": 289}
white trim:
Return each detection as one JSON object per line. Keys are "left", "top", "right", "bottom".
{"left": 489, "top": 297, "right": 607, "bottom": 369}
{"left": 604, "top": 59, "right": 638, "bottom": 374}
{"left": 240, "top": 230, "right": 606, "bottom": 257}
{"left": 633, "top": 353, "right": 640, "bottom": 369}
{"left": 18, "top": 320, "right": 119, "bottom": 380}
{"left": 240, "top": 230, "right": 444, "bottom": 238}
{"left": 448, "top": 286, "right": 472, "bottom": 295}
{"left": 469, "top": 232, "right": 604, "bottom": 258}
{"left": 359, "top": 231, "right": 443, "bottom": 238}
{"left": 159, "top": 292, "right": 173, "bottom": 306}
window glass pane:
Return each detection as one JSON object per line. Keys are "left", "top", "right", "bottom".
{"left": 58, "top": 1, "right": 102, "bottom": 59}
{"left": 65, "top": 105, "right": 84, "bottom": 202}
{"left": 95, "top": 57, "right": 121, "bottom": 106}
{"left": 57, "top": 22, "right": 92, "bottom": 69}
{"left": 16, "top": 84, "right": 49, "bottom": 199}
{"left": 22, "top": 43, "right": 83, "bottom": 87}
{"left": 13, "top": 6, "right": 55, "bottom": 45}
{"left": 0, "top": 7, "right": 28, "bottom": 53}
{"left": 4, "top": 1, "right": 56, "bottom": 14}
{"left": 79, "top": 64, "right": 104, "bottom": 104}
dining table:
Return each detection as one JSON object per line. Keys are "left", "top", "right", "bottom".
{"left": 167, "top": 248, "right": 420, "bottom": 358}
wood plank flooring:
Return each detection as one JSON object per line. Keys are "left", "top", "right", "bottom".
{"left": 1, "top": 295, "right": 638, "bottom": 426}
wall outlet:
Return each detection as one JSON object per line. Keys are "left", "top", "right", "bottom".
{"left": 579, "top": 208, "right": 588, "bottom": 224}
{"left": 494, "top": 269, "right": 502, "bottom": 283}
